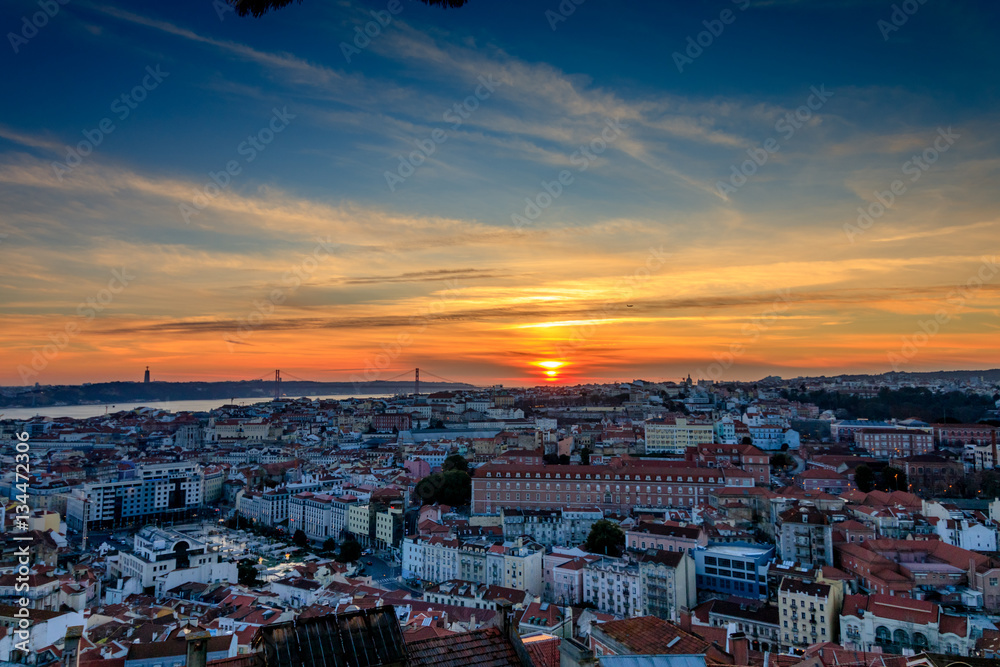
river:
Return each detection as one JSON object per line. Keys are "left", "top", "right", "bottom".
{"left": 0, "top": 393, "right": 395, "bottom": 420}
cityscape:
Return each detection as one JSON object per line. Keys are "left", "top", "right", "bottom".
{"left": 3, "top": 0, "right": 1000, "bottom": 667}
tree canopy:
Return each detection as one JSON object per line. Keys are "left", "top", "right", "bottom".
{"left": 584, "top": 519, "right": 625, "bottom": 557}
{"left": 337, "top": 539, "right": 362, "bottom": 563}
{"left": 415, "top": 469, "right": 471, "bottom": 507}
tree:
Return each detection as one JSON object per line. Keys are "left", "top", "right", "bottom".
{"left": 292, "top": 529, "right": 308, "bottom": 548}
{"left": 558, "top": 454, "right": 571, "bottom": 465}
{"left": 443, "top": 454, "right": 469, "bottom": 473}
{"left": 226, "top": 0, "right": 468, "bottom": 18}
{"left": 337, "top": 539, "right": 362, "bottom": 563}
{"left": 770, "top": 453, "right": 792, "bottom": 469}
{"left": 322, "top": 538, "right": 337, "bottom": 553}
{"left": 855, "top": 464, "right": 875, "bottom": 493}
{"left": 584, "top": 519, "right": 625, "bottom": 557}
{"left": 237, "top": 559, "right": 259, "bottom": 586}
{"left": 882, "top": 466, "right": 907, "bottom": 492}
{"left": 415, "top": 470, "right": 471, "bottom": 507}
{"left": 580, "top": 448, "right": 591, "bottom": 465}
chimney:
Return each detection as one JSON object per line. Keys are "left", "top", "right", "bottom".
{"left": 730, "top": 632, "right": 750, "bottom": 666}
{"left": 185, "top": 631, "right": 211, "bottom": 667}
{"left": 63, "top": 626, "right": 84, "bottom": 667}
{"left": 678, "top": 607, "right": 692, "bottom": 632}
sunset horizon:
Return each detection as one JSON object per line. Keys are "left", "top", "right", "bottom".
{"left": 3, "top": 0, "right": 999, "bottom": 389}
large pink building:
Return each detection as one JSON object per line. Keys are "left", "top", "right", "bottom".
{"left": 472, "top": 459, "right": 749, "bottom": 515}
{"left": 855, "top": 428, "right": 933, "bottom": 460}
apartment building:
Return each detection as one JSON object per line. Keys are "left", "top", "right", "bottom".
{"left": 237, "top": 487, "right": 289, "bottom": 527}
{"left": 401, "top": 535, "right": 544, "bottom": 596}
{"left": 288, "top": 492, "right": 358, "bottom": 543}
{"left": 501, "top": 507, "right": 603, "bottom": 547}
{"left": 582, "top": 557, "right": 640, "bottom": 618}
{"left": 855, "top": 428, "right": 933, "bottom": 459}
{"left": 635, "top": 549, "right": 697, "bottom": 622}
{"left": 778, "top": 578, "right": 842, "bottom": 650}
{"left": 644, "top": 417, "right": 713, "bottom": 455}
{"left": 66, "top": 461, "right": 204, "bottom": 531}
{"left": 626, "top": 521, "right": 707, "bottom": 554}
{"left": 777, "top": 505, "right": 834, "bottom": 568}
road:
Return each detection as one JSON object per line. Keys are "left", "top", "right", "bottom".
{"left": 360, "top": 553, "right": 401, "bottom": 587}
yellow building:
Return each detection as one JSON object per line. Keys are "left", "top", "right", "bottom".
{"left": 347, "top": 503, "right": 371, "bottom": 546}
{"left": 778, "top": 577, "right": 844, "bottom": 650}
{"left": 644, "top": 417, "right": 714, "bottom": 454}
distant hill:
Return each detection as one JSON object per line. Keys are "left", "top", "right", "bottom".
{"left": 777, "top": 369, "right": 1000, "bottom": 384}
{"left": 0, "top": 379, "right": 477, "bottom": 409}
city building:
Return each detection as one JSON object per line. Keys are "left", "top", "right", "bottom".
{"left": 840, "top": 593, "right": 975, "bottom": 656}
{"left": 777, "top": 504, "right": 834, "bottom": 568}
{"left": 634, "top": 549, "right": 697, "bottom": 621}
{"left": 693, "top": 542, "right": 774, "bottom": 600}
{"left": 66, "top": 462, "right": 204, "bottom": 531}
{"left": 778, "top": 578, "right": 843, "bottom": 650}
{"left": 114, "top": 526, "right": 237, "bottom": 599}
{"left": 855, "top": 428, "right": 934, "bottom": 460}
{"left": 643, "top": 417, "right": 713, "bottom": 455}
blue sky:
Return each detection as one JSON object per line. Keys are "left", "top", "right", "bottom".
{"left": 2, "top": 0, "right": 999, "bottom": 386}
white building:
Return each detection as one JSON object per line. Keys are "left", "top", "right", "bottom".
{"left": 237, "top": 488, "right": 289, "bottom": 527}
{"left": 840, "top": 593, "right": 975, "bottom": 656}
{"left": 582, "top": 557, "right": 640, "bottom": 618}
{"left": 115, "top": 525, "right": 237, "bottom": 599}
{"left": 401, "top": 535, "right": 544, "bottom": 596}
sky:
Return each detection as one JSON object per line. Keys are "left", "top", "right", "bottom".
{"left": 1, "top": 0, "right": 999, "bottom": 389}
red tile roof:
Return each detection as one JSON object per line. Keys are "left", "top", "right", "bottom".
{"left": 406, "top": 626, "right": 524, "bottom": 667}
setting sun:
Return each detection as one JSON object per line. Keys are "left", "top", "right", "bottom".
{"left": 536, "top": 361, "right": 565, "bottom": 370}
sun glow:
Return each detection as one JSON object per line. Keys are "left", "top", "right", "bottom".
{"left": 536, "top": 360, "right": 565, "bottom": 369}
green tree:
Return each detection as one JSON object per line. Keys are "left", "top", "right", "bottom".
{"left": 443, "top": 454, "right": 469, "bottom": 473}
{"left": 322, "top": 538, "right": 337, "bottom": 553}
{"left": 855, "top": 464, "right": 875, "bottom": 493}
{"left": 584, "top": 519, "right": 625, "bottom": 557}
{"left": 292, "top": 529, "right": 308, "bottom": 548}
{"left": 415, "top": 470, "right": 472, "bottom": 507}
{"left": 558, "top": 454, "right": 571, "bottom": 465}
{"left": 237, "top": 559, "right": 258, "bottom": 586}
{"left": 580, "top": 448, "right": 591, "bottom": 465}
{"left": 337, "top": 539, "right": 362, "bottom": 563}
